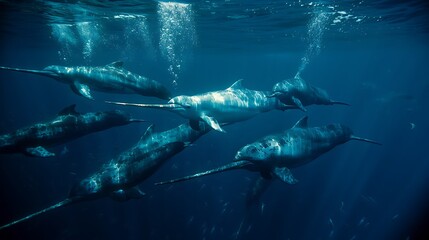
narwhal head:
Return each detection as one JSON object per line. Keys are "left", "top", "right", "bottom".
{"left": 69, "top": 175, "right": 105, "bottom": 200}
{"left": 167, "top": 95, "right": 194, "bottom": 114}
{"left": 324, "top": 123, "right": 354, "bottom": 144}
{"left": 328, "top": 124, "right": 381, "bottom": 145}
{"left": 42, "top": 65, "right": 68, "bottom": 80}
{"left": 311, "top": 87, "right": 350, "bottom": 106}
{"left": 312, "top": 86, "right": 332, "bottom": 103}
{"left": 272, "top": 80, "right": 290, "bottom": 96}
{"left": 235, "top": 143, "right": 270, "bottom": 162}
{"left": 270, "top": 78, "right": 301, "bottom": 98}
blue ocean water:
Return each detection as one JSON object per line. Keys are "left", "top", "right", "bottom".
{"left": 0, "top": 0, "right": 428, "bottom": 239}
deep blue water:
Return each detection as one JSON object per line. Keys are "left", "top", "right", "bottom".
{"left": 0, "top": 1, "right": 429, "bottom": 239}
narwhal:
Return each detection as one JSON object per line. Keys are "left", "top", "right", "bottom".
{"left": 0, "top": 61, "right": 171, "bottom": 100}
{"left": 107, "top": 79, "right": 295, "bottom": 133}
{"left": 0, "top": 104, "right": 145, "bottom": 157}
{"left": 0, "top": 121, "right": 210, "bottom": 230}
{"left": 155, "top": 116, "right": 381, "bottom": 186}
{"left": 269, "top": 76, "right": 349, "bottom": 112}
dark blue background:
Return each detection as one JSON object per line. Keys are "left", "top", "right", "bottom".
{"left": 0, "top": 1, "right": 429, "bottom": 239}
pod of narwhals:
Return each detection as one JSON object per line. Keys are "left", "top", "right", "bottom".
{"left": 0, "top": 61, "right": 381, "bottom": 230}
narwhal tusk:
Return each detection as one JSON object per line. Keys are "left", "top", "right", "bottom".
{"left": 155, "top": 160, "right": 251, "bottom": 185}
{"left": 0, "top": 198, "right": 75, "bottom": 231}
{"left": 350, "top": 136, "right": 382, "bottom": 146}
{"left": 105, "top": 101, "right": 183, "bottom": 109}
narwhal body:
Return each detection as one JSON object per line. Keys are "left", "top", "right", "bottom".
{"left": 0, "top": 121, "right": 210, "bottom": 230}
{"left": 0, "top": 61, "right": 171, "bottom": 100}
{"left": 0, "top": 104, "right": 144, "bottom": 157}
{"left": 270, "top": 76, "right": 349, "bottom": 111}
{"left": 108, "top": 80, "right": 294, "bottom": 132}
{"left": 156, "top": 117, "right": 380, "bottom": 185}
{"left": 70, "top": 121, "right": 210, "bottom": 201}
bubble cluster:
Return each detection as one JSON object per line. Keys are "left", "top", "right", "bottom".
{"left": 123, "top": 15, "right": 155, "bottom": 61}
{"left": 158, "top": 2, "right": 197, "bottom": 86}
{"left": 50, "top": 24, "right": 78, "bottom": 62}
{"left": 76, "top": 22, "right": 101, "bottom": 61}
{"left": 50, "top": 21, "right": 101, "bottom": 62}
{"left": 296, "top": 8, "right": 330, "bottom": 78}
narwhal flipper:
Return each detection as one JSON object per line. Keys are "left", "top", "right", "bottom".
{"left": 24, "top": 146, "right": 55, "bottom": 157}
{"left": 292, "top": 96, "right": 307, "bottom": 112}
{"left": 70, "top": 82, "right": 93, "bottom": 100}
{"left": 0, "top": 198, "right": 75, "bottom": 231}
{"left": 155, "top": 160, "right": 252, "bottom": 185}
{"left": 272, "top": 167, "right": 298, "bottom": 184}
{"left": 200, "top": 114, "right": 225, "bottom": 133}
{"left": 266, "top": 91, "right": 282, "bottom": 98}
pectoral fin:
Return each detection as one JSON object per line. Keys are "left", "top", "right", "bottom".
{"left": 292, "top": 96, "right": 307, "bottom": 112}
{"left": 139, "top": 124, "right": 154, "bottom": 143}
{"left": 200, "top": 114, "right": 225, "bottom": 133}
{"left": 110, "top": 187, "right": 146, "bottom": 202}
{"left": 272, "top": 167, "right": 298, "bottom": 184}
{"left": 70, "top": 82, "right": 93, "bottom": 100}
{"left": 25, "top": 146, "right": 55, "bottom": 157}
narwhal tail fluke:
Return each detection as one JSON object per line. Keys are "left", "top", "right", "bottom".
{"left": 0, "top": 198, "right": 75, "bottom": 231}
{"left": 351, "top": 136, "right": 382, "bottom": 146}
{"left": 155, "top": 160, "right": 251, "bottom": 186}
{"left": 105, "top": 101, "right": 181, "bottom": 109}
{"left": 330, "top": 101, "right": 350, "bottom": 106}
{"left": 0, "top": 66, "right": 53, "bottom": 76}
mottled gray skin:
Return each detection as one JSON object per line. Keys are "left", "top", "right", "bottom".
{"left": 271, "top": 76, "right": 348, "bottom": 110}
{"left": 0, "top": 61, "right": 171, "bottom": 100}
{"left": 69, "top": 121, "right": 210, "bottom": 201}
{"left": 0, "top": 105, "right": 140, "bottom": 157}
{"left": 156, "top": 117, "right": 379, "bottom": 185}
{"left": 235, "top": 121, "right": 352, "bottom": 170}
{"left": 243, "top": 122, "right": 353, "bottom": 205}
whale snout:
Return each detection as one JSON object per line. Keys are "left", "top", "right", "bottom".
{"left": 69, "top": 178, "right": 101, "bottom": 199}
{"left": 272, "top": 81, "right": 288, "bottom": 93}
